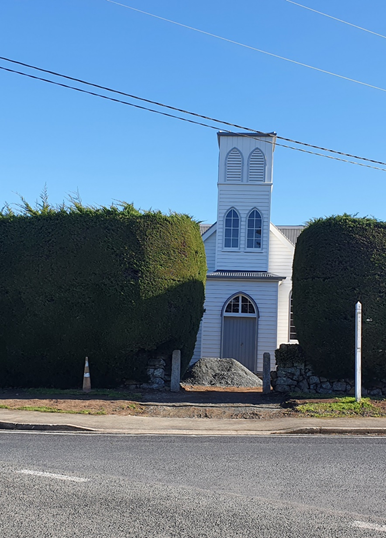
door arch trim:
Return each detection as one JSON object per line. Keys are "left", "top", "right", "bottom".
{"left": 220, "top": 292, "right": 260, "bottom": 317}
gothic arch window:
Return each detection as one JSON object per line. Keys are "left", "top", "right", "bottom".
{"left": 224, "top": 208, "right": 240, "bottom": 249}
{"left": 225, "top": 148, "right": 242, "bottom": 182}
{"left": 246, "top": 209, "right": 262, "bottom": 249}
{"left": 248, "top": 148, "right": 265, "bottom": 182}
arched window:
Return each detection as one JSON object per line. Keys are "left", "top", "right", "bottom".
{"left": 224, "top": 208, "right": 240, "bottom": 249}
{"left": 248, "top": 148, "right": 265, "bottom": 182}
{"left": 246, "top": 209, "right": 262, "bottom": 249}
{"left": 225, "top": 148, "right": 242, "bottom": 182}
{"left": 224, "top": 294, "right": 256, "bottom": 315}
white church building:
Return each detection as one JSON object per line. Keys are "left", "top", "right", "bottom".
{"left": 192, "top": 131, "right": 303, "bottom": 373}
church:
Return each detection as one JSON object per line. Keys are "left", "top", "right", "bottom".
{"left": 192, "top": 131, "right": 303, "bottom": 373}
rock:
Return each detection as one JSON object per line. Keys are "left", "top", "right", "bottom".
{"left": 309, "top": 376, "right": 320, "bottom": 384}
{"left": 332, "top": 382, "right": 346, "bottom": 392}
{"left": 298, "top": 379, "right": 309, "bottom": 392}
{"left": 283, "top": 367, "right": 300, "bottom": 376}
{"left": 182, "top": 358, "right": 263, "bottom": 388}
{"left": 152, "top": 368, "right": 165, "bottom": 379}
{"left": 321, "top": 382, "right": 331, "bottom": 390}
{"left": 141, "top": 378, "right": 165, "bottom": 390}
{"left": 318, "top": 387, "right": 332, "bottom": 394}
{"left": 275, "top": 384, "right": 291, "bottom": 393}
{"left": 369, "top": 389, "right": 382, "bottom": 396}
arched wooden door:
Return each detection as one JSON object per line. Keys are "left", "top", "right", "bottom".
{"left": 221, "top": 294, "right": 258, "bottom": 372}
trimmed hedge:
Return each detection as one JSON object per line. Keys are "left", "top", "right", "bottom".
{"left": 0, "top": 199, "right": 206, "bottom": 388}
{"left": 292, "top": 215, "right": 386, "bottom": 380}
{"left": 275, "top": 344, "right": 305, "bottom": 369}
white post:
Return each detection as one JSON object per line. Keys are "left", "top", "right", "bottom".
{"left": 263, "top": 353, "right": 271, "bottom": 394}
{"left": 171, "top": 350, "right": 181, "bottom": 392}
{"left": 355, "top": 301, "right": 362, "bottom": 402}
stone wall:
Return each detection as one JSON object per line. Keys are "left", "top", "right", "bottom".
{"left": 271, "top": 360, "right": 386, "bottom": 396}
{"left": 125, "top": 356, "right": 170, "bottom": 390}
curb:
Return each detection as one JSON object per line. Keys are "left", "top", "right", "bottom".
{"left": 274, "top": 427, "right": 386, "bottom": 435}
{"left": 0, "top": 421, "right": 95, "bottom": 432}
{"left": 1, "top": 421, "right": 386, "bottom": 435}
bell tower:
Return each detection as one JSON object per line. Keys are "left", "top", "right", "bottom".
{"left": 215, "top": 131, "right": 276, "bottom": 272}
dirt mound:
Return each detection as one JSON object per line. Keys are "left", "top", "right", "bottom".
{"left": 182, "top": 358, "right": 263, "bottom": 388}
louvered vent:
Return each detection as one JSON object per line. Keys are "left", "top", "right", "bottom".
{"left": 248, "top": 149, "right": 265, "bottom": 182}
{"left": 225, "top": 148, "right": 242, "bottom": 182}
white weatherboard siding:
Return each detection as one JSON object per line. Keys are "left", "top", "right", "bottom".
{"left": 268, "top": 225, "right": 295, "bottom": 346}
{"left": 216, "top": 184, "right": 272, "bottom": 271}
{"left": 201, "top": 279, "right": 279, "bottom": 372}
{"left": 204, "top": 231, "right": 216, "bottom": 272}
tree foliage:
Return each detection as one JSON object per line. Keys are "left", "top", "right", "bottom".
{"left": 0, "top": 196, "right": 206, "bottom": 387}
{"left": 292, "top": 215, "right": 386, "bottom": 380}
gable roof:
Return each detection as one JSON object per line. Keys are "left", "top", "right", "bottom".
{"left": 199, "top": 224, "right": 213, "bottom": 235}
{"left": 275, "top": 226, "right": 304, "bottom": 245}
{"left": 200, "top": 223, "right": 217, "bottom": 240}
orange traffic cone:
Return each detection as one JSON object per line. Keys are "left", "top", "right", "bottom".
{"left": 83, "top": 357, "right": 91, "bottom": 393}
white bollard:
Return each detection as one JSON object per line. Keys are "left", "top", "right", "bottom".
{"left": 355, "top": 301, "right": 362, "bottom": 402}
{"left": 171, "top": 350, "right": 181, "bottom": 392}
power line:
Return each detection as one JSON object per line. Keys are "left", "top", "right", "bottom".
{"left": 285, "top": 0, "right": 386, "bottom": 40}
{"left": 1, "top": 55, "right": 385, "bottom": 167}
{"left": 106, "top": 0, "right": 386, "bottom": 95}
{"left": 1, "top": 63, "right": 386, "bottom": 172}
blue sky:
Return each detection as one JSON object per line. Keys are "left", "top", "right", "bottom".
{"left": 1, "top": 0, "right": 386, "bottom": 225}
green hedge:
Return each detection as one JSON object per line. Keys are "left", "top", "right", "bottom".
{"left": 292, "top": 215, "right": 386, "bottom": 380}
{"left": 275, "top": 344, "right": 305, "bottom": 369}
{"left": 0, "top": 199, "right": 206, "bottom": 387}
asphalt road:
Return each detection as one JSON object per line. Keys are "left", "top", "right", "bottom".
{"left": 1, "top": 433, "right": 386, "bottom": 537}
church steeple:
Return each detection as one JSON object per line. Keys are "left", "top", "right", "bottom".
{"left": 215, "top": 132, "right": 276, "bottom": 272}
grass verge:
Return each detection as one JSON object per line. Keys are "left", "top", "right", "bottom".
{"left": 291, "top": 396, "right": 385, "bottom": 417}
{"left": 0, "top": 404, "right": 107, "bottom": 415}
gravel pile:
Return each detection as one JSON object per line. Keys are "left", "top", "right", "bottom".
{"left": 182, "top": 358, "right": 263, "bottom": 388}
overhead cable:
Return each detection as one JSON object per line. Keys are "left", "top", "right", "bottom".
{"left": 1, "top": 63, "right": 386, "bottom": 172}
{"left": 106, "top": 0, "right": 386, "bottom": 94}
{"left": 1, "top": 55, "right": 385, "bottom": 167}
{"left": 285, "top": 0, "right": 386, "bottom": 40}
